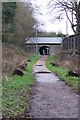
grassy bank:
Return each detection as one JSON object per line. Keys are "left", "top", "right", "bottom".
{"left": 46, "top": 55, "right": 80, "bottom": 93}
{"left": 3, "top": 54, "right": 40, "bottom": 118}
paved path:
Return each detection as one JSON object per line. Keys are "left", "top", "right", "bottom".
{"left": 29, "top": 55, "right": 79, "bottom": 118}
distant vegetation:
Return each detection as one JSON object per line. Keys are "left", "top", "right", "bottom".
{"left": 31, "top": 31, "right": 66, "bottom": 38}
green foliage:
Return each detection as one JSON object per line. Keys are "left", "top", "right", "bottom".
{"left": 31, "top": 31, "right": 66, "bottom": 37}
{"left": 37, "top": 32, "right": 57, "bottom": 37}
{"left": 46, "top": 55, "right": 80, "bottom": 92}
{"left": 3, "top": 54, "right": 40, "bottom": 118}
{"left": 57, "top": 32, "right": 66, "bottom": 38}
{"left": 2, "top": 2, "right": 17, "bottom": 43}
{"left": 2, "top": 2, "right": 35, "bottom": 46}
{"left": 2, "top": 2, "right": 16, "bottom": 24}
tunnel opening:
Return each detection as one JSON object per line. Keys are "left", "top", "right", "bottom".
{"left": 39, "top": 46, "right": 49, "bottom": 55}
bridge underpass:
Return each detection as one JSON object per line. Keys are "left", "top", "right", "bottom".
{"left": 39, "top": 46, "right": 49, "bottom": 55}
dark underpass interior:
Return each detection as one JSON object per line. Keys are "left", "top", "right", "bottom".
{"left": 39, "top": 46, "right": 49, "bottom": 55}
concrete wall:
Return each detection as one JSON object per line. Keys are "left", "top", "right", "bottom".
{"left": 26, "top": 44, "right": 36, "bottom": 54}
{"left": 26, "top": 44, "right": 62, "bottom": 55}
{"left": 49, "top": 45, "right": 62, "bottom": 55}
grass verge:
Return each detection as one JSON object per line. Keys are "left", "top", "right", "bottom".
{"left": 46, "top": 55, "right": 80, "bottom": 93}
{"left": 3, "top": 54, "right": 40, "bottom": 118}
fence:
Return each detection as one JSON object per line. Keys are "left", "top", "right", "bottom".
{"left": 62, "top": 34, "right": 80, "bottom": 54}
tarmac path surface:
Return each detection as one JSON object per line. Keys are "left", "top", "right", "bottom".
{"left": 29, "top": 55, "right": 79, "bottom": 119}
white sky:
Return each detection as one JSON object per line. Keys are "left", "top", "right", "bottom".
{"left": 28, "top": 0, "right": 77, "bottom": 35}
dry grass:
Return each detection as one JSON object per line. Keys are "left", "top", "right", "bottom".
{"left": 2, "top": 43, "right": 27, "bottom": 76}
{"left": 57, "top": 54, "right": 80, "bottom": 73}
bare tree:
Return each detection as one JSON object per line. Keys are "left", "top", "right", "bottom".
{"left": 15, "top": 2, "right": 35, "bottom": 46}
{"left": 48, "top": 0, "right": 78, "bottom": 34}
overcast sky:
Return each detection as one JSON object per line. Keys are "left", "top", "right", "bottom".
{"left": 28, "top": 0, "right": 76, "bottom": 35}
